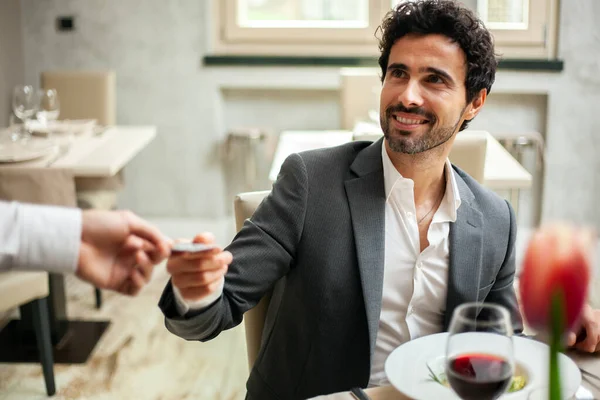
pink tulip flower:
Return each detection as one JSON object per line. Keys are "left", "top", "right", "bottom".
{"left": 519, "top": 223, "right": 594, "bottom": 334}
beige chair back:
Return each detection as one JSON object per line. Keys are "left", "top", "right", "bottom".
{"left": 41, "top": 70, "right": 116, "bottom": 126}
{"left": 340, "top": 68, "right": 382, "bottom": 130}
{"left": 42, "top": 70, "right": 121, "bottom": 210}
{"left": 234, "top": 190, "right": 271, "bottom": 371}
{"left": 449, "top": 131, "right": 488, "bottom": 184}
{"left": 0, "top": 168, "right": 77, "bottom": 207}
{"left": 0, "top": 272, "right": 49, "bottom": 312}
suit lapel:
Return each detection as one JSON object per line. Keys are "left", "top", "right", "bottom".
{"left": 344, "top": 139, "right": 386, "bottom": 362}
{"left": 343, "top": 149, "right": 486, "bottom": 353}
{"left": 444, "top": 169, "right": 484, "bottom": 330}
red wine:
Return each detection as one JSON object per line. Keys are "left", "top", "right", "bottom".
{"left": 447, "top": 353, "right": 512, "bottom": 400}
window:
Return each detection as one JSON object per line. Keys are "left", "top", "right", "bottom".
{"left": 239, "top": 0, "right": 369, "bottom": 29}
{"left": 213, "top": 0, "right": 558, "bottom": 58}
{"left": 217, "top": 0, "right": 385, "bottom": 52}
{"left": 481, "top": 0, "right": 529, "bottom": 28}
{"left": 390, "top": 0, "right": 554, "bottom": 56}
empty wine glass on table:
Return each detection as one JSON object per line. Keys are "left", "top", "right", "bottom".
{"left": 7, "top": 113, "right": 24, "bottom": 142}
{"left": 36, "top": 89, "right": 60, "bottom": 126}
{"left": 12, "top": 85, "right": 38, "bottom": 141}
{"left": 446, "top": 302, "right": 515, "bottom": 400}
{"left": 37, "top": 88, "right": 72, "bottom": 150}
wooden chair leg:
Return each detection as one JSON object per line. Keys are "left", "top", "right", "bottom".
{"left": 31, "top": 297, "right": 56, "bottom": 396}
{"left": 95, "top": 287, "right": 102, "bottom": 309}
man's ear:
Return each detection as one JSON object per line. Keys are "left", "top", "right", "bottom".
{"left": 465, "top": 88, "right": 487, "bottom": 120}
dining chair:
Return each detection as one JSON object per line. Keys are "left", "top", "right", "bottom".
{"left": 40, "top": 70, "right": 116, "bottom": 126}
{"left": 448, "top": 130, "right": 488, "bottom": 184}
{"left": 0, "top": 167, "right": 77, "bottom": 207}
{"left": 340, "top": 67, "right": 490, "bottom": 184}
{"left": 339, "top": 68, "right": 382, "bottom": 131}
{"left": 41, "top": 70, "right": 119, "bottom": 308}
{"left": 234, "top": 190, "right": 283, "bottom": 371}
{"left": 0, "top": 167, "right": 77, "bottom": 396}
{"left": 0, "top": 273, "right": 55, "bottom": 396}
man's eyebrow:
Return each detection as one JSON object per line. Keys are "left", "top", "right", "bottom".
{"left": 387, "top": 62, "right": 409, "bottom": 72}
{"left": 419, "top": 66, "right": 455, "bottom": 85}
{"left": 387, "top": 63, "right": 455, "bottom": 85}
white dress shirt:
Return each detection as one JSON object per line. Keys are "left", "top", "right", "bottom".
{"left": 0, "top": 200, "right": 81, "bottom": 273}
{"left": 369, "top": 144, "right": 461, "bottom": 386}
{"left": 173, "top": 145, "right": 462, "bottom": 386}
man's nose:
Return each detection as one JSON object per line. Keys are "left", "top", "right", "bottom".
{"left": 396, "top": 80, "right": 424, "bottom": 108}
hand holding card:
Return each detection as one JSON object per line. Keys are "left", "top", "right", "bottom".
{"left": 167, "top": 233, "right": 232, "bottom": 302}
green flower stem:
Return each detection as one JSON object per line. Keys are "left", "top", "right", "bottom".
{"left": 550, "top": 291, "right": 565, "bottom": 400}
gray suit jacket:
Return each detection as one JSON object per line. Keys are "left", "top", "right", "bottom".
{"left": 159, "top": 138, "right": 523, "bottom": 400}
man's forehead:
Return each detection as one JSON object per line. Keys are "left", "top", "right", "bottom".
{"left": 388, "top": 34, "right": 466, "bottom": 73}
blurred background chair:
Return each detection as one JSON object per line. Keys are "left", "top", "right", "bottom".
{"left": 340, "top": 68, "right": 381, "bottom": 131}
{"left": 41, "top": 70, "right": 119, "bottom": 308}
{"left": 41, "top": 70, "right": 116, "bottom": 126}
{"left": 0, "top": 272, "right": 55, "bottom": 396}
{"left": 233, "top": 190, "right": 285, "bottom": 371}
{"left": 0, "top": 167, "right": 78, "bottom": 396}
{"left": 448, "top": 131, "right": 488, "bottom": 184}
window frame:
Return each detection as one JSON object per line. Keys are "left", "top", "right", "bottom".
{"left": 211, "top": 0, "right": 558, "bottom": 59}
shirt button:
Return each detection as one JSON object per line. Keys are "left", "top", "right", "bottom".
{"left": 406, "top": 211, "right": 413, "bottom": 218}
{"left": 408, "top": 306, "right": 415, "bottom": 315}
{"left": 416, "top": 261, "right": 422, "bottom": 269}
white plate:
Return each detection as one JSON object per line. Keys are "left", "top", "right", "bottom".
{"left": 29, "top": 119, "right": 97, "bottom": 136}
{"left": 0, "top": 139, "right": 58, "bottom": 163}
{"left": 385, "top": 332, "right": 581, "bottom": 400}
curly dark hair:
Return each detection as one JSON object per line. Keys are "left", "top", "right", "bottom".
{"left": 376, "top": 0, "right": 498, "bottom": 130}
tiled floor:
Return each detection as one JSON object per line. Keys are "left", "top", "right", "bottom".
{"left": 0, "top": 219, "right": 598, "bottom": 399}
{"left": 0, "top": 267, "right": 250, "bottom": 400}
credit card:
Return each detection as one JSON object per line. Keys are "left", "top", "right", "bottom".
{"left": 171, "top": 242, "right": 218, "bottom": 253}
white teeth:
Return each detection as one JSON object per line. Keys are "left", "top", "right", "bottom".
{"left": 395, "top": 116, "right": 425, "bottom": 125}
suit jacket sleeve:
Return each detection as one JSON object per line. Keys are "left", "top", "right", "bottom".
{"left": 0, "top": 200, "right": 81, "bottom": 273}
{"left": 485, "top": 199, "right": 524, "bottom": 335}
{"left": 158, "top": 152, "right": 309, "bottom": 342}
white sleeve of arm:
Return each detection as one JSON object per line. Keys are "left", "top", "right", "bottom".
{"left": 171, "top": 278, "right": 224, "bottom": 315}
{"left": 0, "top": 201, "right": 81, "bottom": 273}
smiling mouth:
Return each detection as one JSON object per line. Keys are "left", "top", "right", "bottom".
{"left": 394, "top": 115, "right": 429, "bottom": 125}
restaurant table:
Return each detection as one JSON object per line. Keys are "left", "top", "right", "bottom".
{"left": 311, "top": 348, "right": 600, "bottom": 400}
{"left": 0, "top": 126, "right": 155, "bottom": 364}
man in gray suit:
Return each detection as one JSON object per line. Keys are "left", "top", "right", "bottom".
{"left": 159, "top": 1, "right": 600, "bottom": 399}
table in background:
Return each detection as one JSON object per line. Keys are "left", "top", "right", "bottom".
{"left": 0, "top": 126, "right": 156, "bottom": 365}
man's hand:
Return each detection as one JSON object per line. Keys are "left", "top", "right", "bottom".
{"left": 567, "top": 304, "right": 600, "bottom": 353}
{"left": 76, "top": 209, "right": 171, "bottom": 295}
{"left": 167, "top": 233, "right": 232, "bottom": 302}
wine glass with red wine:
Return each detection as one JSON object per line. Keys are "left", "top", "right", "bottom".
{"left": 446, "top": 302, "right": 515, "bottom": 400}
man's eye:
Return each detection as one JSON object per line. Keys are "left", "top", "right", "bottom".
{"left": 427, "top": 75, "right": 444, "bottom": 84}
{"left": 391, "top": 69, "right": 407, "bottom": 78}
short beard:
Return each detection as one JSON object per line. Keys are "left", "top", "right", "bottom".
{"left": 386, "top": 124, "right": 456, "bottom": 154}
{"left": 381, "top": 104, "right": 465, "bottom": 155}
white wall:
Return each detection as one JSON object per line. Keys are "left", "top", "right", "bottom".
{"left": 541, "top": 0, "right": 600, "bottom": 227}
{"left": 0, "top": 0, "right": 24, "bottom": 127}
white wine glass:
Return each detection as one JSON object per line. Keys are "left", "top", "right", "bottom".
{"left": 12, "top": 85, "right": 38, "bottom": 140}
